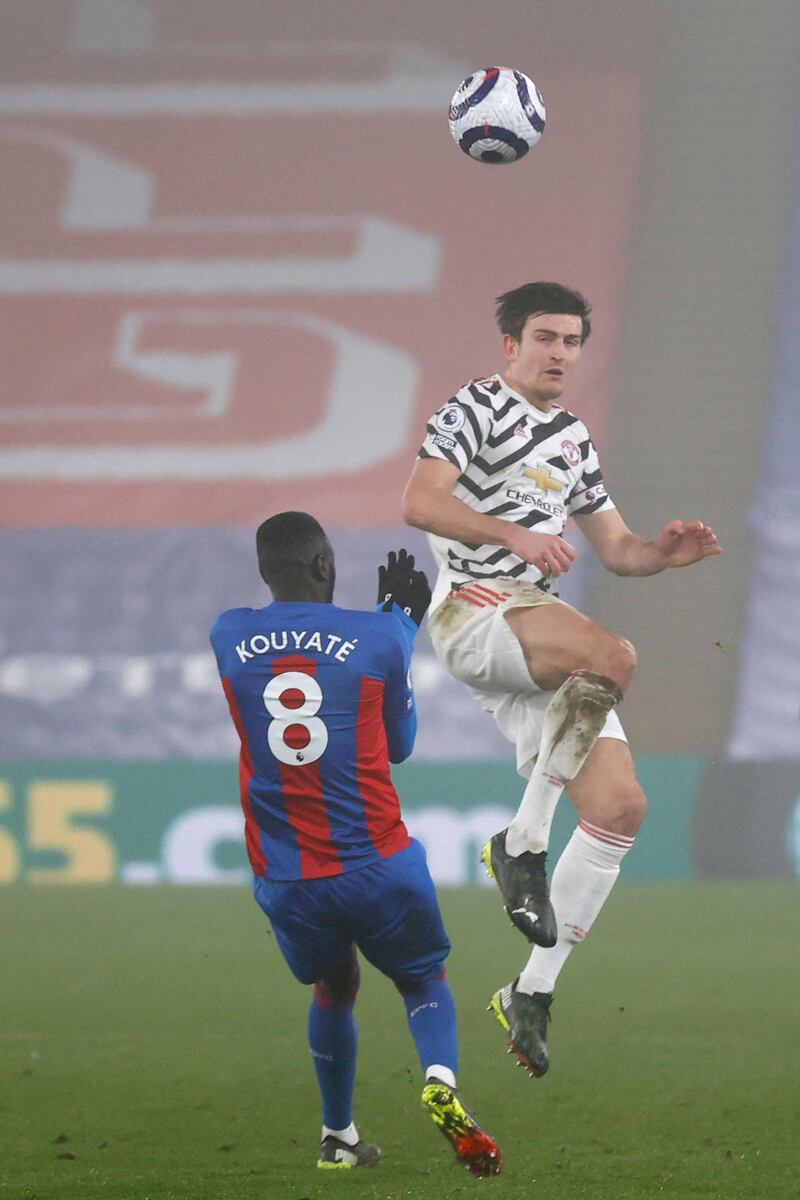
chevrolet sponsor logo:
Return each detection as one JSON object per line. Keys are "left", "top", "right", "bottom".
{"left": 506, "top": 488, "right": 564, "bottom": 516}
{"left": 523, "top": 465, "right": 563, "bottom": 493}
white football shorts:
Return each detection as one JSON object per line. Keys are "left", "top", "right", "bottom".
{"left": 428, "top": 577, "right": 627, "bottom": 778}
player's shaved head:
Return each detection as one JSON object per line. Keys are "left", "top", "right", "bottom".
{"left": 256, "top": 511, "right": 335, "bottom": 601}
{"left": 496, "top": 281, "right": 592, "bottom": 344}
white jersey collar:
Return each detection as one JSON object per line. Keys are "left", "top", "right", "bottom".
{"left": 493, "top": 373, "right": 564, "bottom": 423}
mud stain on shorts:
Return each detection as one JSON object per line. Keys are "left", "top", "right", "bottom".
{"left": 429, "top": 578, "right": 559, "bottom": 646}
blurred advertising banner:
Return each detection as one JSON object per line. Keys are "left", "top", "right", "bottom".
{"left": 0, "top": 23, "right": 642, "bottom": 525}
{"left": 0, "top": 757, "right": 698, "bottom": 887}
{"left": 7, "top": 755, "right": 797, "bottom": 887}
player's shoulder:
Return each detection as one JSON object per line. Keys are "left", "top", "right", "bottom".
{"left": 454, "top": 374, "right": 505, "bottom": 410}
{"left": 210, "top": 607, "right": 254, "bottom": 640}
{"left": 335, "top": 604, "right": 403, "bottom": 636}
{"left": 338, "top": 606, "right": 411, "bottom": 654}
{"left": 430, "top": 375, "right": 505, "bottom": 433}
{"left": 551, "top": 402, "right": 592, "bottom": 435}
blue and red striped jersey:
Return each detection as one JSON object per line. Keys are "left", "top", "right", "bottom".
{"left": 210, "top": 600, "right": 417, "bottom": 880}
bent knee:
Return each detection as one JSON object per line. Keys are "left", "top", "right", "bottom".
{"left": 623, "top": 781, "right": 647, "bottom": 826}
{"left": 315, "top": 951, "right": 360, "bottom": 1008}
{"left": 574, "top": 776, "right": 647, "bottom": 837}
{"left": 593, "top": 635, "right": 637, "bottom": 693}
{"left": 603, "top": 781, "right": 647, "bottom": 835}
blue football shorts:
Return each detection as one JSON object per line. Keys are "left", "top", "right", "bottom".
{"left": 253, "top": 838, "right": 451, "bottom": 989}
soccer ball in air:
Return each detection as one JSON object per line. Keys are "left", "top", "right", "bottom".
{"left": 448, "top": 67, "right": 546, "bottom": 164}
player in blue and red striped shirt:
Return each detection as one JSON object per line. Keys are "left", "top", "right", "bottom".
{"left": 210, "top": 511, "right": 501, "bottom": 1176}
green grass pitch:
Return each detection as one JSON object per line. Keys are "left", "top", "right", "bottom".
{"left": 3, "top": 882, "right": 799, "bottom": 1200}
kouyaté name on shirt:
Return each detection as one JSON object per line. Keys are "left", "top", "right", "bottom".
{"left": 235, "top": 629, "right": 358, "bottom": 665}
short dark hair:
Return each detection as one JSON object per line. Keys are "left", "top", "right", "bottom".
{"left": 495, "top": 282, "right": 592, "bottom": 344}
{"left": 256, "top": 511, "right": 330, "bottom": 583}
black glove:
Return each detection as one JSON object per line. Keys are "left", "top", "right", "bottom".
{"left": 377, "top": 549, "right": 432, "bottom": 627}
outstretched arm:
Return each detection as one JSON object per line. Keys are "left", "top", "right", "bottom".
{"left": 576, "top": 508, "right": 721, "bottom": 576}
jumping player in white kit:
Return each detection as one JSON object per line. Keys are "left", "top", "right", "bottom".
{"left": 401, "top": 282, "right": 721, "bottom": 1077}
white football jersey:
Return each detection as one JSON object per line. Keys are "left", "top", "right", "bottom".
{"left": 418, "top": 373, "right": 615, "bottom": 610}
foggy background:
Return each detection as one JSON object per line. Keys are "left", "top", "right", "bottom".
{"left": 2, "top": 0, "right": 799, "bottom": 884}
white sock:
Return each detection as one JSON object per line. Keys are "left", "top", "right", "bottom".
{"left": 505, "top": 673, "right": 623, "bottom": 857}
{"left": 322, "top": 1121, "right": 359, "bottom": 1146}
{"left": 516, "top": 819, "right": 634, "bottom": 995}
{"left": 425, "top": 1064, "right": 456, "bottom": 1088}
{"left": 505, "top": 764, "right": 566, "bottom": 856}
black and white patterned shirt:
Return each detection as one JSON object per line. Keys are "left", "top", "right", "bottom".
{"left": 418, "top": 373, "right": 615, "bottom": 610}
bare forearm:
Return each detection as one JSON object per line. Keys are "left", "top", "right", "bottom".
{"left": 605, "top": 533, "right": 667, "bottom": 576}
{"left": 402, "top": 488, "right": 514, "bottom": 549}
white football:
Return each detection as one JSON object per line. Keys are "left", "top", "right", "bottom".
{"left": 448, "top": 67, "right": 546, "bottom": 164}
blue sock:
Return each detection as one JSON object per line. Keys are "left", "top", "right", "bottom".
{"left": 401, "top": 976, "right": 459, "bottom": 1079}
{"left": 308, "top": 994, "right": 358, "bottom": 1131}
